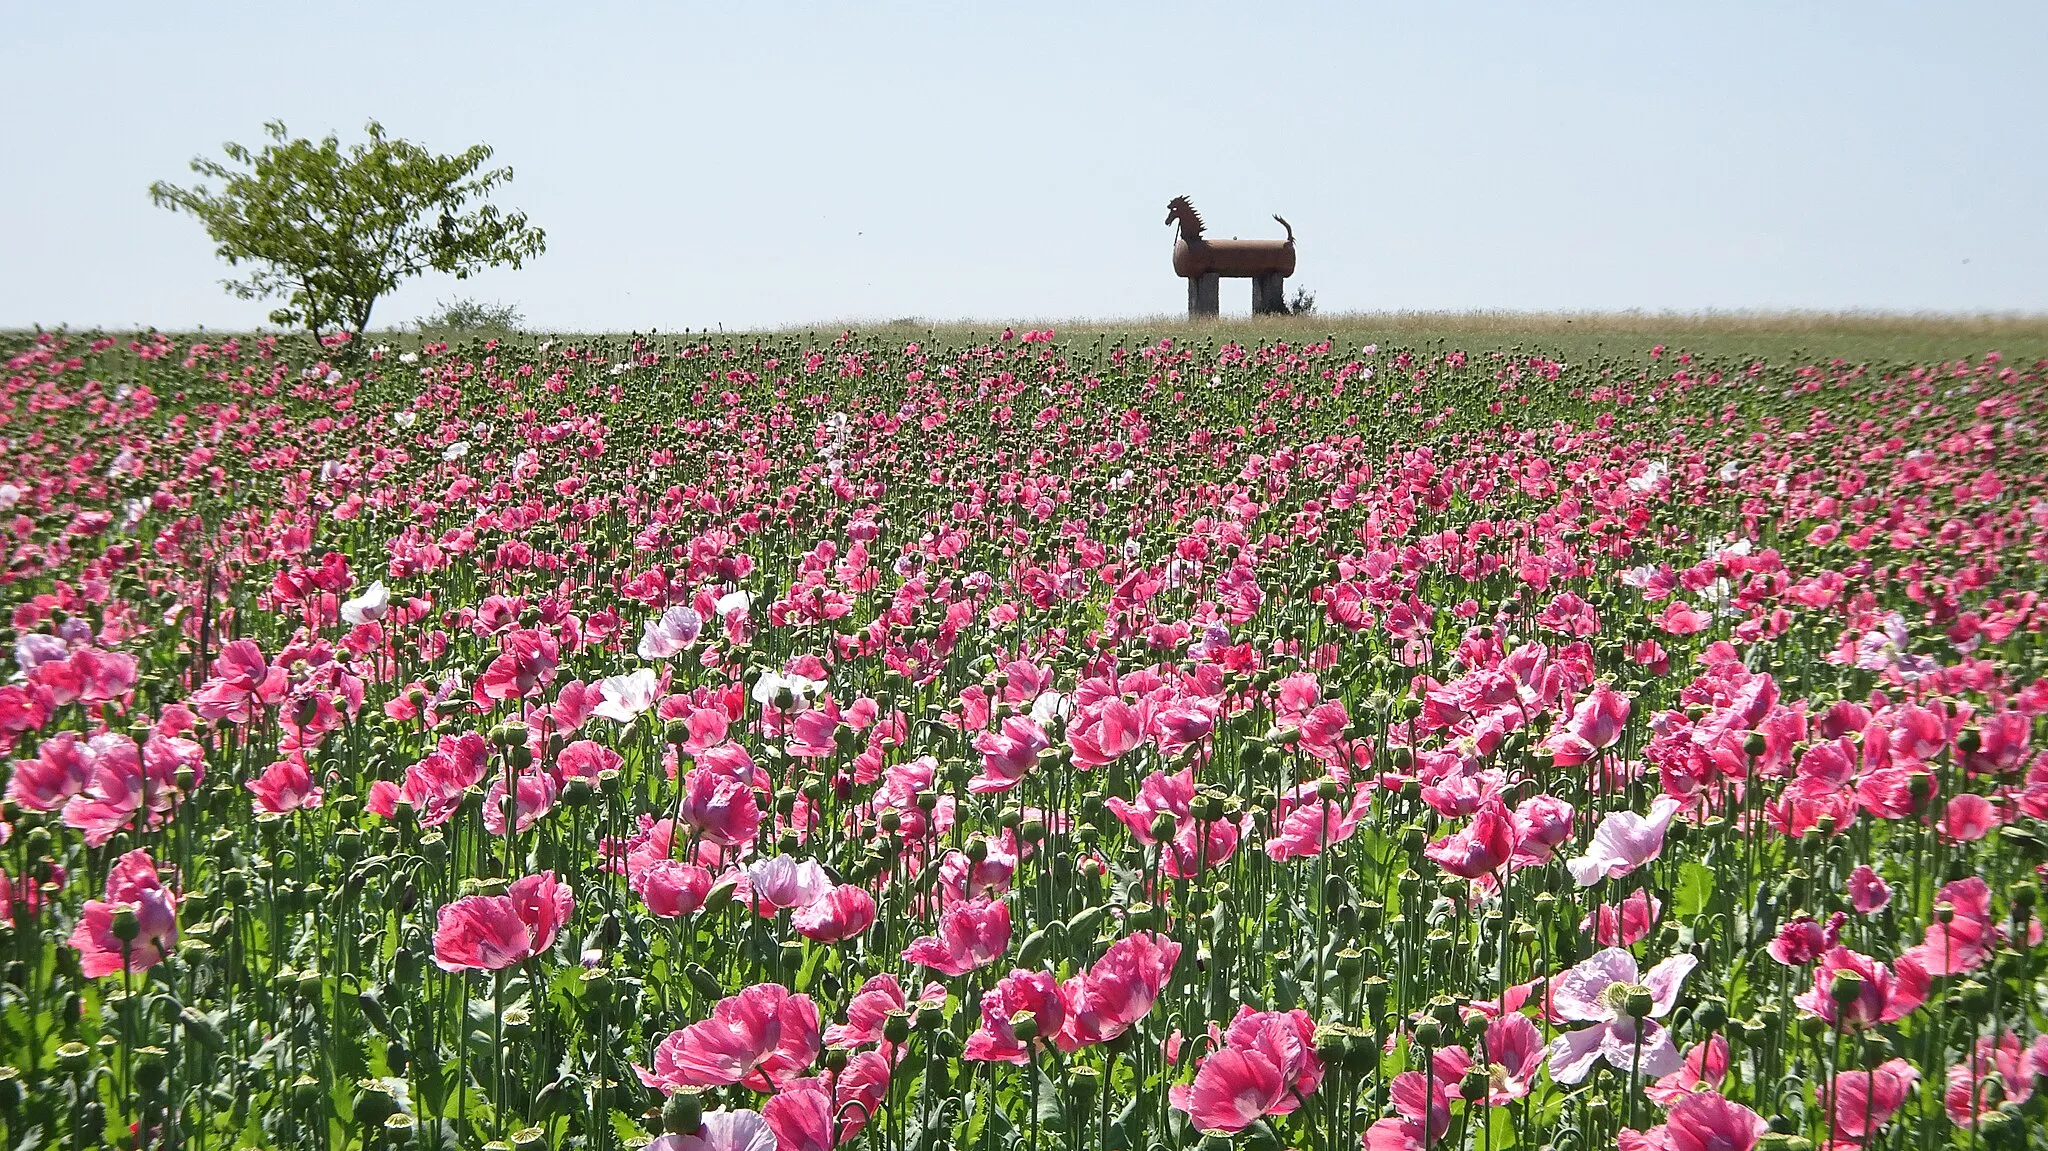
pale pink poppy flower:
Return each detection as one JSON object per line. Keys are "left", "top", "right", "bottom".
{"left": 1567, "top": 796, "right": 1682, "bottom": 886}
{"left": 648, "top": 1110, "right": 776, "bottom": 1151}
{"left": 1544, "top": 947, "right": 1695, "bottom": 1084}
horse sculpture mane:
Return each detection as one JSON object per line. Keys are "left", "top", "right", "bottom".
{"left": 1166, "top": 195, "right": 1296, "bottom": 315}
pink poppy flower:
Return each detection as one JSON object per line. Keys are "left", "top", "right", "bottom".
{"left": 901, "top": 896, "right": 1011, "bottom": 977}
{"left": 1423, "top": 798, "right": 1515, "bottom": 880}
{"left": 431, "top": 870, "right": 574, "bottom": 972}
{"left": 555, "top": 738, "right": 623, "bottom": 781}
{"left": 1819, "top": 1058, "right": 1918, "bottom": 1148}
{"left": 1901, "top": 876, "right": 1993, "bottom": 975}
{"left": 1265, "top": 782, "right": 1371, "bottom": 861}
{"left": 1656, "top": 1092, "right": 1767, "bottom": 1151}
{"left": 1792, "top": 946, "right": 1928, "bottom": 1028}
{"left": 824, "top": 974, "right": 946, "bottom": 1050}
{"left": 969, "top": 714, "right": 1049, "bottom": 793}
{"left": 1510, "top": 794, "right": 1575, "bottom": 866}
{"left": 1435, "top": 1014, "right": 1544, "bottom": 1105}
{"left": 680, "top": 767, "right": 763, "bottom": 846}
{"left": 1567, "top": 796, "right": 1681, "bottom": 886}
{"left": 1938, "top": 793, "right": 1998, "bottom": 842}
{"left": 1846, "top": 865, "right": 1891, "bottom": 914}
{"left": 1582, "top": 890, "right": 1663, "bottom": 947}
{"left": 633, "top": 859, "right": 713, "bottom": 919}
{"left": 66, "top": 849, "right": 178, "bottom": 978}
{"left": 1543, "top": 682, "right": 1630, "bottom": 766}
{"left": 963, "top": 969, "right": 1065, "bottom": 1064}
{"left": 1544, "top": 947, "right": 1696, "bottom": 1084}
{"left": 6, "top": 730, "right": 92, "bottom": 811}
{"left": 1056, "top": 931, "right": 1181, "bottom": 1049}
{"left": 247, "top": 754, "right": 323, "bottom": 814}
{"left": 1943, "top": 1033, "right": 2038, "bottom": 1128}
{"left": 1646, "top": 1036, "right": 1730, "bottom": 1107}
{"left": 1067, "top": 698, "right": 1147, "bottom": 769}
{"left": 639, "top": 983, "right": 822, "bottom": 1093}
{"left": 1172, "top": 1007, "right": 1323, "bottom": 1134}
{"left": 790, "top": 885, "right": 877, "bottom": 942}
{"left": 483, "top": 772, "right": 557, "bottom": 835}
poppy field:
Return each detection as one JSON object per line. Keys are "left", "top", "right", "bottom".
{"left": 3, "top": 325, "right": 2047, "bottom": 1151}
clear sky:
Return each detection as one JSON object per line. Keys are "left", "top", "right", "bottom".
{"left": 5, "top": 2, "right": 2044, "bottom": 332}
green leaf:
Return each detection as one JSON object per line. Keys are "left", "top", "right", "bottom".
{"left": 1674, "top": 861, "right": 1715, "bottom": 919}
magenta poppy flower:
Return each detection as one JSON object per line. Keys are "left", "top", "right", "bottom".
{"left": 431, "top": 870, "right": 574, "bottom": 972}
{"left": 1432, "top": 1014, "right": 1544, "bottom": 1106}
{"left": 1943, "top": 1033, "right": 2040, "bottom": 1127}
{"left": 1646, "top": 1036, "right": 1730, "bottom": 1107}
{"left": 1766, "top": 912, "right": 1843, "bottom": 966}
{"left": 901, "top": 896, "right": 1010, "bottom": 976}
{"left": 66, "top": 848, "right": 178, "bottom": 978}
{"left": 639, "top": 983, "right": 822, "bottom": 1093}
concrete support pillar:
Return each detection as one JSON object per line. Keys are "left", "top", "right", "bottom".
{"left": 1252, "top": 273, "right": 1287, "bottom": 315}
{"left": 1188, "top": 274, "right": 1219, "bottom": 317}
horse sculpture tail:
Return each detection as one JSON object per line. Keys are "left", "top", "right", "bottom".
{"left": 1273, "top": 215, "right": 1294, "bottom": 245}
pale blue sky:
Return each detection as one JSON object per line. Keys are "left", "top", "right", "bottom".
{"left": 5, "top": 3, "right": 2043, "bottom": 331}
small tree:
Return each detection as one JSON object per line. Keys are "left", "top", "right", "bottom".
{"left": 151, "top": 120, "right": 546, "bottom": 336}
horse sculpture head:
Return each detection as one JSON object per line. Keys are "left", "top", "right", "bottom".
{"left": 1165, "top": 196, "right": 1205, "bottom": 240}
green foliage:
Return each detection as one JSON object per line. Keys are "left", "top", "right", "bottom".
{"left": 149, "top": 120, "right": 546, "bottom": 335}
{"left": 416, "top": 297, "right": 525, "bottom": 333}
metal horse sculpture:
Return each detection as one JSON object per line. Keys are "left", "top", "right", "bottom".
{"left": 1167, "top": 196, "right": 1295, "bottom": 317}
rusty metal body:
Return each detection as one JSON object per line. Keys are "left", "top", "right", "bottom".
{"left": 1166, "top": 196, "right": 1294, "bottom": 316}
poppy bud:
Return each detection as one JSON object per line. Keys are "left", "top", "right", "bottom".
{"left": 1695, "top": 997, "right": 1728, "bottom": 1032}
{"left": 662, "top": 1090, "right": 703, "bottom": 1135}
{"left": 884, "top": 1010, "right": 913, "bottom": 1045}
{"left": 1009, "top": 1011, "right": 1038, "bottom": 1043}
{"left": 1413, "top": 1019, "right": 1443, "bottom": 1049}
{"left": 110, "top": 906, "right": 141, "bottom": 943}
{"left": 1460, "top": 1066, "right": 1491, "bottom": 1100}
{"left": 1744, "top": 731, "right": 1768, "bottom": 758}
{"left": 55, "top": 1041, "right": 90, "bottom": 1077}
